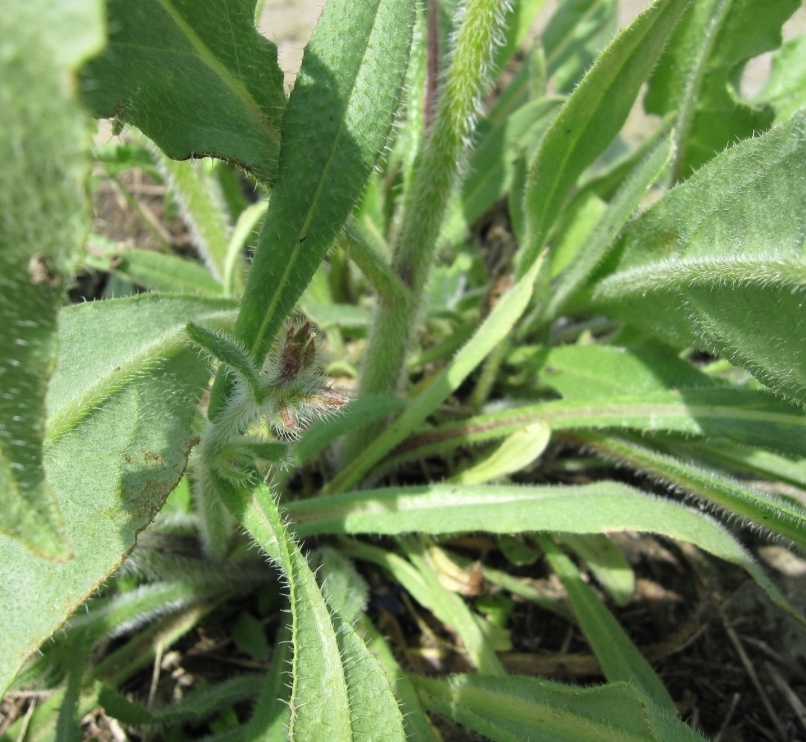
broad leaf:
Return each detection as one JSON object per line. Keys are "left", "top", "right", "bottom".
{"left": 585, "top": 112, "right": 806, "bottom": 406}
{"left": 412, "top": 675, "right": 706, "bottom": 742}
{"left": 0, "top": 295, "right": 234, "bottom": 694}
{"left": 79, "top": 0, "right": 286, "bottom": 184}
{"left": 645, "top": 0, "right": 799, "bottom": 179}
{"left": 0, "top": 0, "right": 103, "bottom": 559}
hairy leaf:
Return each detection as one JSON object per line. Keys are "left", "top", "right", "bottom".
{"left": 80, "top": 0, "right": 286, "bottom": 183}
{"left": 216, "top": 481, "right": 406, "bottom": 741}
{"left": 413, "top": 675, "right": 706, "bottom": 742}
{"left": 520, "top": 0, "right": 691, "bottom": 270}
{"left": 586, "top": 112, "right": 806, "bottom": 406}
{"left": 0, "top": 0, "right": 103, "bottom": 559}
{"left": 286, "top": 481, "right": 794, "bottom": 617}
{"left": 645, "top": 0, "right": 799, "bottom": 179}
{"left": 0, "top": 295, "right": 232, "bottom": 694}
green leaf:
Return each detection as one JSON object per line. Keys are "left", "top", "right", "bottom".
{"left": 532, "top": 344, "right": 721, "bottom": 400}
{"left": 559, "top": 534, "right": 635, "bottom": 606}
{"left": 412, "top": 674, "right": 706, "bottom": 742}
{"left": 399, "top": 537, "right": 505, "bottom": 676}
{"left": 47, "top": 294, "right": 236, "bottom": 442}
{"left": 79, "top": 0, "right": 286, "bottom": 184}
{"left": 449, "top": 422, "right": 550, "bottom": 484}
{"left": 542, "top": 0, "right": 618, "bottom": 94}
{"left": 538, "top": 536, "right": 675, "bottom": 713}
{"left": 242, "top": 619, "right": 292, "bottom": 741}
{"left": 85, "top": 243, "right": 224, "bottom": 296}
{"left": 99, "top": 675, "right": 261, "bottom": 727}
{"left": 0, "top": 295, "right": 233, "bottom": 694}
{"left": 294, "top": 394, "right": 407, "bottom": 465}
{"left": 0, "top": 0, "right": 103, "bottom": 559}
{"left": 158, "top": 156, "right": 233, "bottom": 283}
{"left": 310, "top": 547, "right": 369, "bottom": 624}
{"left": 644, "top": 0, "right": 799, "bottom": 179}
{"left": 326, "top": 254, "right": 543, "bottom": 493}
{"left": 546, "top": 129, "right": 674, "bottom": 317}
{"left": 233, "top": 612, "right": 270, "bottom": 661}
{"left": 519, "top": 0, "right": 691, "bottom": 271}
{"left": 585, "top": 112, "right": 806, "bottom": 406}
{"left": 389, "top": 387, "right": 806, "bottom": 472}
{"left": 229, "top": 0, "right": 415, "bottom": 368}
{"left": 757, "top": 35, "right": 806, "bottom": 122}
{"left": 285, "top": 481, "right": 794, "bottom": 617}
{"left": 445, "top": 97, "right": 562, "bottom": 244}
{"left": 566, "top": 431, "right": 806, "bottom": 551}
{"left": 216, "top": 481, "right": 406, "bottom": 741}
{"left": 358, "top": 615, "right": 441, "bottom": 742}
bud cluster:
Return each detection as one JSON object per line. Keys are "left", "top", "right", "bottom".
{"left": 262, "top": 320, "right": 349, "bottom": 437}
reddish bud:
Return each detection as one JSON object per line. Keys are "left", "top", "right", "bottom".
{"left": 276, "top": 320, "right": 317, "bottom": 385}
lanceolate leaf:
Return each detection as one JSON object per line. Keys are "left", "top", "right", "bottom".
{"left": 565, "top": 431, "right": 806, "bottom": 550}
{"left": 538, "top": 536, "right": 676, "bottom": 713}
{"left": 0, "top": 0, "right": 103, "bottom": 559}
{"left": 0, "top": 295, "right": 233, "bottom": 694}
{"left": 644, "top": 0, "right": 799, "bottom": 180}
{"left": 585, "top": 112, "right": 806, "bottom": 406}
{"left": 216, "top": 481, "right": 406, "bottom": 741}
{"left": 285, "top": 481, "right": 794, "bottom": 617}
{"left": 412, "top": 675, "right": 706, "bottom": 742}
{"left": 79, "top": 0, "right": 286, "bottom": 184}
{"left": 388, "top": 388, "right": 806, "bottom": 467}
{"left": 519, "top": 0, "right": 691, "bottom": 272}
{"left": 230, "top": 0, "right": 415, "bottom": 368}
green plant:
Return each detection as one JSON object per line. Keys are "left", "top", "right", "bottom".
{"left": 3, "top": 0, "right": 806, "bottom": 738}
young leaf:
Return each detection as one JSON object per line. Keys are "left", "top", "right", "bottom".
{"left": 412, "top": 674, "right": 707, "bottom": 742}
{"left": 79, "top": 0, "right": 286, "bottom": 184}
{"left": 585, "top": 112, "right": 806, "bottom": 406}
{"left": 0, "top": 295, "right": 231, "bottom": 694}
{"left": 519, "top": 0, "right": 691, "bottom": 272}
{"left": 215, "top": 480, "right": 407, "bottom": 741}
{"left": 0, "top": 0, "right": 103, "bottom": 560}
{"left": 449, "top": 422, "right": 551, "bottom": 484}
{"left": 644, "top": 0, "right": 799, "bottom": 180}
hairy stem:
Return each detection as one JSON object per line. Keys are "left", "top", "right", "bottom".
{"left": 348, "top": 0, "right": 507, "bottom": 457}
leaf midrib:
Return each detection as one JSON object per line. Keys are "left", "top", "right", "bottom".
{"left": 156, "top": 0, "right": 280, "bottom": 140}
